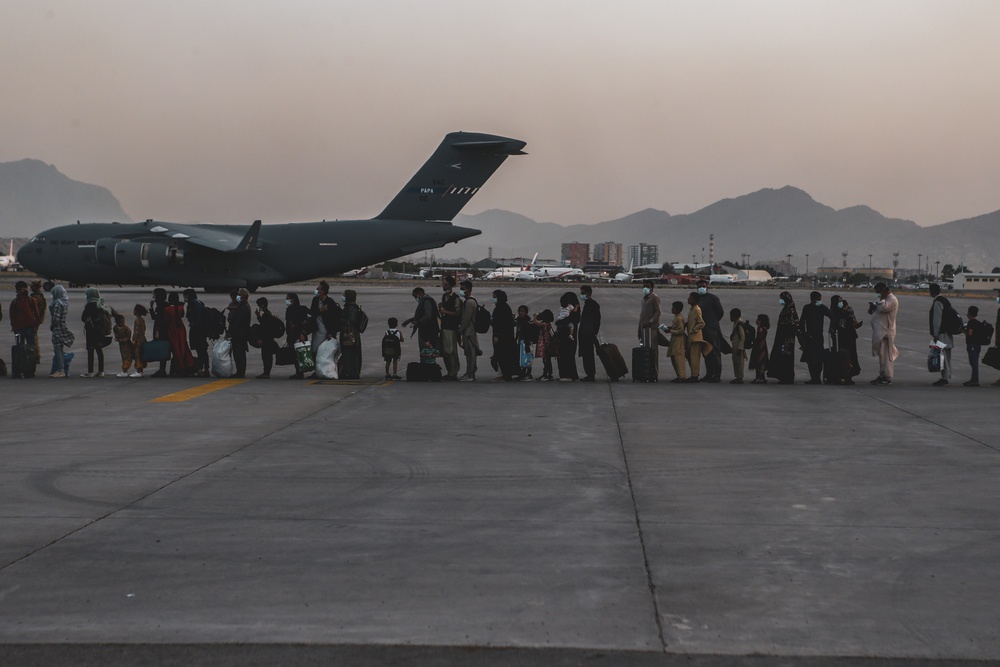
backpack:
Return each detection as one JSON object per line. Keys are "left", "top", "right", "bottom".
{"left": 204, "top": 307, "right": 227, "bottom": 339}
{"left": 474, "top": 303, "right": 492, "bottom": 334}
{"left": 977, "top": 320, "right": 994, "bottom": 346}
{"left": 741, "top": 320, "right": 756, "bottom": 350}
{"left": 262, "top": 312, "right": 285, "bottom": 339}
{"left": 358, "top": 307, "right": 369, "bottom": 333}
{"left": 522, "top": 322, "right": 539, "bottom": 344}
{"left": 96, "top": 308, "right": 112, "bottom": 337}
{"left": 381, "top": 329, "right": 401, "bottom": 359}
{"left": 938, "top": 297, "right": 964, "bottom": 336}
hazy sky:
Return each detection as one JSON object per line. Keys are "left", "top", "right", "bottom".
{"left": 3, "top": 1, "right": 999, "bottom": 228}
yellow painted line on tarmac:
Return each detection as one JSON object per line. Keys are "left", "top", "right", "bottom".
{"left": 150, "top": 379, "right": 247, "bottom": 403}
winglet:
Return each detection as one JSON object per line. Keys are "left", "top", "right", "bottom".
{"left": 235, "top": 220, "right": 262, "bottom": 252}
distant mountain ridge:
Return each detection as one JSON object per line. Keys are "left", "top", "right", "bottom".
{"left": 0, "top": 159, "right": 131, "bottom": 236}
{"left": 2, "top": 161, "right": 997, "bottom": 272}
{"left": 453, "top": 186, "right": 1000, "bottom": 272}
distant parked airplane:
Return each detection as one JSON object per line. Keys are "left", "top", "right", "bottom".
{"left": 17, "top": 132, "right": 526, "bottom": 289}
{"left": 484, "top": 253, "right": 539, "bottom": 281}
{"left": 0, "top": 241, "right": 18, "bottom": 270}
{"left": 610, "top": 260, "right": 634, "bottom": 283}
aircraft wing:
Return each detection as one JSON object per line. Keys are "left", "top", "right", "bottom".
{"left": 141, "top": 220, "right": 261, "bottom": 253}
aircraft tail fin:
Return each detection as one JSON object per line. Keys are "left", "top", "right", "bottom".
{"left": 376, "top": 132, "right": 526, "bottom": 222}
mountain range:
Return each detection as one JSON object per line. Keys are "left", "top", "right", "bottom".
{"left": 2, "top": 159, "right": 998, "bottom": 273}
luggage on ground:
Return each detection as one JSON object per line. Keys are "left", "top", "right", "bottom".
{"left": 406, "top": 361, "right": 442, "bottom": 382}
{"left": 275, "top": 345, "right": 296, "bottom": 366}
{"left": 293, "top": 340, "right": 314, "bottom": 373}
{"left": 314, "top": 338, "right": 340, "bottom": 379}
{"left": 211, "top": 339, "right": 234, "bottom": 377}
{"left": 631, "top": 340, "right": 657, "bottom": 383}
{"left": 142, "top": 339, "right": 172, "bottom": 363}
{"left": 597, "top": 342, "right": 628, "bottom": 381}
{"left": 981, "top": 346, "right": 1000, "bottom": 370}
{"left": 927, "top": 346, "right": 942, "bottom": 373}
{"left": 11, "top": 334, "right": 37, "bottom": 378}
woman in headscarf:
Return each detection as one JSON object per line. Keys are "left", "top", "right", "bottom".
{"left": 80, "top": 287, "right": 113, "bottom": 377}
{"left": 554, "top": 291, "right": 580, "bottom": 381}
{"left": 829, "top": 294, "right": 862, "bottom": 384}
{"left": 766, "top": 291, "right": 799, "bottom": 384}
{"left": 490, "top": 289, "right": 518, "bottom": 381}
{"left": 164, "top": 291, "right": 196, "bottom": 376}
{"left": 48, "top": 284, "right": 75, "bottom": 378}
{"left": 339, "top": 289, "right": 365, "bottom": 379}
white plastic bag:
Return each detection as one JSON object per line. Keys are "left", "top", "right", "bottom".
{"left": 211, "top": 339, "right": 234, "bottom": 378}
{"left": 314, "top": 338, "right": 341, "bottom": 379}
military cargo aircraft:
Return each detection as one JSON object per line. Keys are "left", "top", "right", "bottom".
{"left": 17, "top": 132, "right": 525, "bottom": 290}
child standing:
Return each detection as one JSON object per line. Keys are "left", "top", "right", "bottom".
{"left": 113, "top": 314, "right": 135, "bottom": 377}
{"left": 382, "top": 317, "right": 403, "bottom": 380}
{"left": 533, "top": 309, "right": 554, "bottom": 381}
{"left": 729, "top": 308, "right": 747, "bottom": 384}
{"left": 131, "top": 304, "right": 148, "bottom": 377}
{"left": 515, "top": 304, "right": 535, "bottom": 381}
{"left": 964, "top": 306, "right": 983, "bottom": 387}
{"left": 749, "top": 313, "right": 770, "bottom": 384}
{"left": 663, "top": 300, "right": 687, "bottom": 383}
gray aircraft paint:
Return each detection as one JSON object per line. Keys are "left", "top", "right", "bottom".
{"left": 17, "top": 132, "right": 526, "bottom": 289}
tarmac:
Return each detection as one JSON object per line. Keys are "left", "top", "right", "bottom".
{"left": 1, "top": 284, "right": 998, "bottom": 666}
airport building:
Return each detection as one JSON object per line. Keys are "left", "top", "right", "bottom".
{"left": 561, "top": 242, "right": 590, "bottom": 268}
{"left": 628, "top": 243, "right": 658, "bottom": 268}
{"left": 952, "top": 272, "right": 1000, "bottom": 291}
{"left": 592, "top": 242, "right": 624, "bottom": 265}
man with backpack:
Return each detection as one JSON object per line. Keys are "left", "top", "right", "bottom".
{"left": 929, "top": 283, "right": 960, "bottom": 386}
{"left": 695, "top": 279, "right": 725, "bottom": 382}
{"left": 458, "top": 280, "right": 480, "bottom": 382}
{"left": 438, "top": 275, "right": 462, "bottom": 381}
{"left": 184, "top": 288, "right": 210, "bottom": 377}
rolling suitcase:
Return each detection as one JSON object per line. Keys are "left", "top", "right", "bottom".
{"left": 631, "top": 346, "right": 657, "bottom": 383}
{"left": 406, "top": 361, "right": 442, "bottom": 382}
{"left": 822, "top": 331, "right": 852, "bottom": 385}
{"left": 11, "top": 335, "right": 37, "bottom": 379}
{"left": 597, "top": 342, "right": 628, "bottom": 381}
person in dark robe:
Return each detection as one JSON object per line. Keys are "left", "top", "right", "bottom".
{"left": 798, "top": 290, "right": 831, "bottom": 384}
{"left": 767, "top": 291, "right": 799, "bottom": 384}
{"left": 490, "top": 289, "right": 518, "bottom": 381}
{"left": 284, "top": 292, "right": 312, "bottom": 379}
{"left": 830, "top": 294, "right": 862, "bottom": 384}
{"left": 555, "top": 291, "right": 580, "bottom": 381}
{"left": 339, "top": 289, "right": 364, "bottom": 379}
{"left": 749, "top": 313, "right": 770, "bottom": 383}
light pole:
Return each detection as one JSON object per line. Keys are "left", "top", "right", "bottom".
{"left": 805, "top": 254, "right": 810, "bottom": 276}
{"left": 868, "top": 254, "right": 873, "bottom": 279}
{"left": 786, "top": 254, "right": 792, "bottom": 276}
{"left": 918, "top": 253, "right": 922, "bottom": 278}
{"left": 935, "top": 260, "right": 940, "bottom": 278}
{"left": 892, "top": 251, "right": 899, "bottom": 281}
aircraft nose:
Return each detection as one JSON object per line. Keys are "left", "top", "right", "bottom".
{"left": 16, "top": 241, "right": 39, "bottom": 270}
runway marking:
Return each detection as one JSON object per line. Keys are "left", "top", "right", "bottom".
{"left": 150, "top": 379, "right": 247, "bottom": 403}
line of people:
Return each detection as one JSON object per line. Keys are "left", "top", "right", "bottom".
{"left": 8, "top": 278, "right": 1000, "bottom": 386}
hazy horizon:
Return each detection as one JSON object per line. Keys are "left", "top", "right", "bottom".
{"left": 3, "top": 1, "right": 999, "bottom": 229}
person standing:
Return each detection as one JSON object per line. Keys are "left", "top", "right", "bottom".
{"left": 309, "top": 281, "right": 342, "bottom": 359}
{"left": 9, "top": 280, "right": 41, "bottom": 349}
{"left": 184, "top": 288, "right": 210, "bottom": 377}
{"left": 48, "top": 284, "right": 74, "bottom": 378}
{"left": 284, "top": 292, "right": 311, "bottom": 379}
{"left": 685, "top": 292, "right": 710, "bottom": 383}
{"left": 438, "top": 275, "right": 462, "bottom": 381}
{"left": 799, "top": 291, "right": 831, "bottom": 384}
{"left": 578, "top": 285, "right": 601, "bottom": 382}
{"left": 767, "top": 291, "right": 799, "bottom": 384}
{"left": 729, "top": 308, "right": 747, "bottom": 384}
{"left": 254, "top": 297, "right": 283, "bottom": 379}
{"left": 164, "top": 291, "right": 196, "bottom": 376}
{"left": 665, "top": 300, "right": 687, "bottom": 383}
{"left": 228, "top": 288, "right": 252, "bottom": 378}
{"left": 403, "top": 287, "right": 440, "bottom": 350}
{"left": 830, "top": 295, "right": 862, "bottom": 384}
{"left": 869, "top": 282, "right": 899, "bottom": 386}
{"left": 638, "top": 280, "right": 661, "bottom": 370}
{"left": 749, "top": 313, "right": 770, "bottom": 384}
{"left": 29, "top": 280, "right": 46, "bottom": 364}
{"left": 994, "top": 289, "right": 1000, "bottom": 387}
{"left": 149, "top": 288, "right": 169, "bottom": 377}
{"left": 695, "top": 279, "right": 724, "bottom": 382}
{"left": 339, "top": 289, "right": 365, "bottom": 379}
{"left": 963, "top": 306, "right": 984, "bottom": 387}
{"left": 80, "top": 287, "right": 112, "bottom": 378}
{"left": 555, "top": 292, "right": 580, "bottom": 382}
{"left": 458, "top": 280, "right": 480, "bottom": 381}
{"left": 490, "top": 289, "right": 518, "bottom": 382}
{"left": 928, "top": 283, "right": 954, "bottom": 386}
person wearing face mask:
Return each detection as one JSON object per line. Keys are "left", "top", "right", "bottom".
{"left": 578, "top": 285, "right": 601, "bottom": 382}
{"left": 403, "top": 287, "right": 440, "bottom": 351}
{"left": 766, "top": 291, "right": 799, "bottom": 384}
{"left": 283, "top": 293, "right": 311, "bottom": 379}
{"left": 829, "top": 295, "right": 862, "bottom": 384}
{"left": 637, "top": 280, "right": 661, "bottom": 372}
{"left": 183, "top": 288, "right": 210, "bottom": 377}
{"left": 227, "top": 288, "right": 252, "bottom": 378}
{"left": 868, "top": 282, "right": 899, "bottom": 385}
{"left": 309, "top": 280, "right": 342, "bottom": 362}
{"left": 438, "top": 274, "right": 462, "bottom": 380}
{"left": 695, "top": 279, "right": 725, "bottom": 382}
{"left": 798, "top": 290, "right": 831, "bottom": 384}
